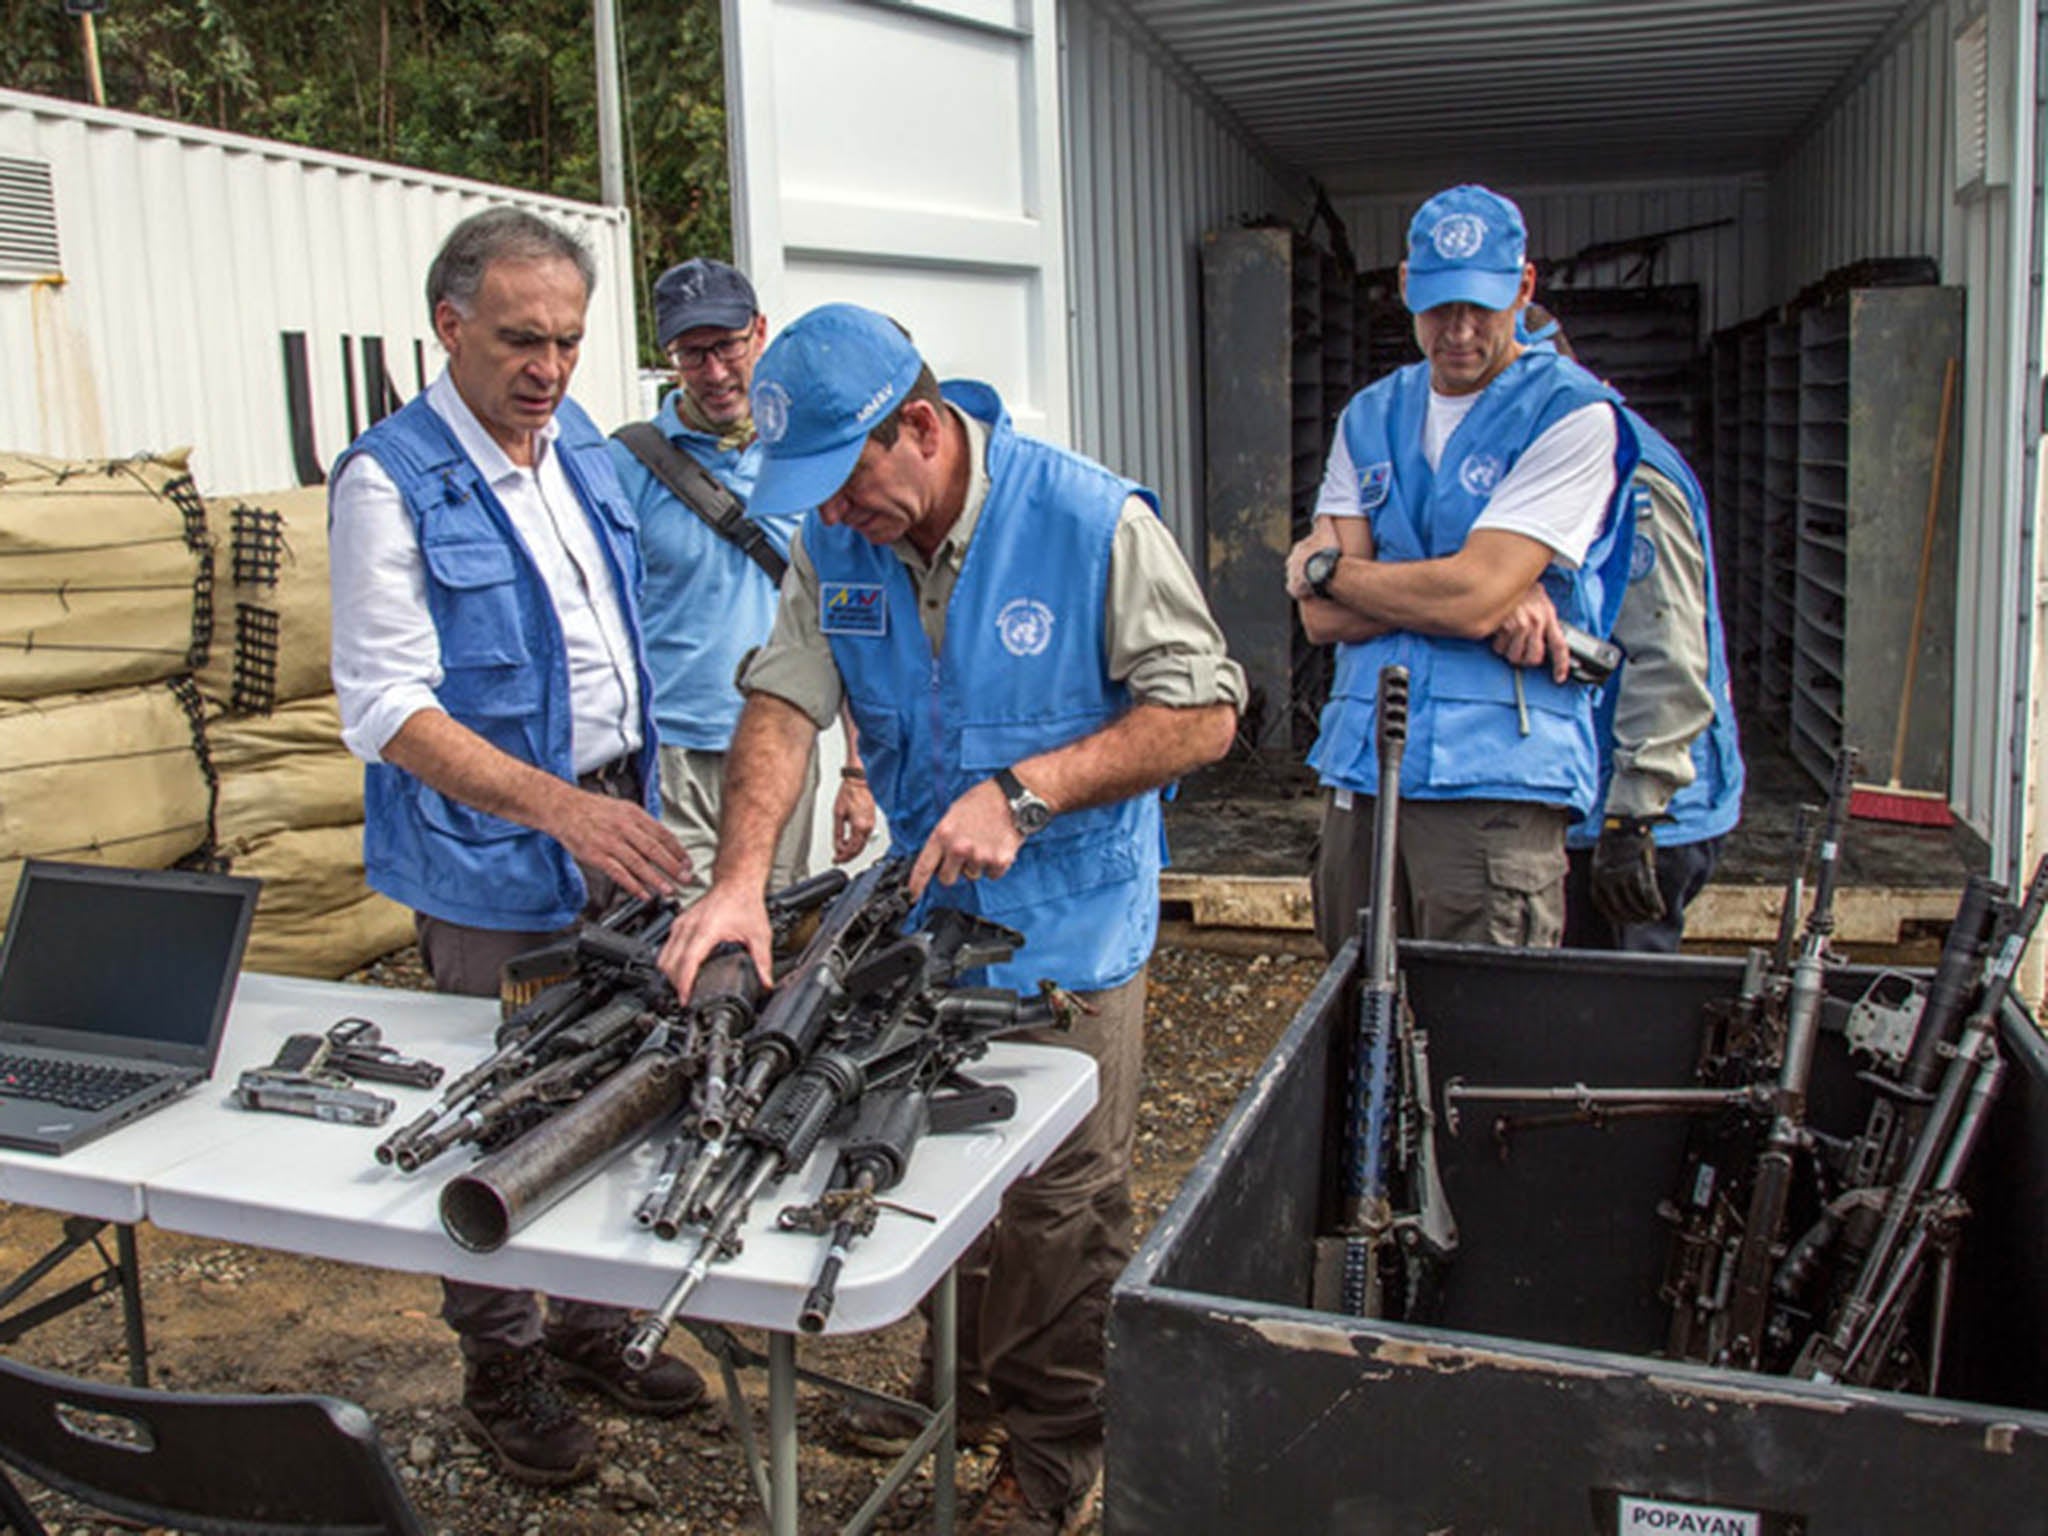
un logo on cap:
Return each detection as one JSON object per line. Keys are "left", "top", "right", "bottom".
{"left": 1432, "top": 213, "right": 1487, "bottom": 260}
{"left": 1458, "top": 452, "right": 1505, "bottom": 496}
{"left": 755, "top": 381, "right": 792, "bottom": 446}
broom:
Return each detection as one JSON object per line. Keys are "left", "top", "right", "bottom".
{"left": 1850, "top": 356, "right": 1958, "bottom": 826}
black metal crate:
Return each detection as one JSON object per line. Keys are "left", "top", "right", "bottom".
{"left": 1109, "top": 942, "right": 2048, "bottom": 1534}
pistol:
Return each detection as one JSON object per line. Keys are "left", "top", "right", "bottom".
{"left": 234, "top": 1069, "right": 395, "bottom": 1126}
{"left": 1562, "top": 623, "right": 1624, "bottom": 686}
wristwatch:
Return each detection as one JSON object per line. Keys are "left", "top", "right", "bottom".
{"left": 1303, "top": 546, "right": 1342, "bottom": 599}
{"left": 995, "top": 768, "right": 1054, "bottom": 837}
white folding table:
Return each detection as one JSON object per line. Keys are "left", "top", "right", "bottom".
{"left": 0, "top": 972, "right": 1097, "bottom": 1534}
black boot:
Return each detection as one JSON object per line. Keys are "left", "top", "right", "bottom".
{"left": 544, "top": 1321, "right": 707, "bottom": 1417}
{"left": 458, "top": 1347, "right": 598, "bottom": 1487}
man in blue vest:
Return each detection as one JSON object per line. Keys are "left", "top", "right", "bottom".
{"left": 329, "top": 208, "right": 702, "bottom": 1486}
{"left": 608, "top": 258, "right": 874, "bottom": 894}
{"left": 1515, "top": 308, "right": 1745, "bottom": 950}
{"left": 657, "top": 303, "right": 1243, "bottom": 1536}
{"left": 1286, "top": 184, "right": 1640, "bottom": 952}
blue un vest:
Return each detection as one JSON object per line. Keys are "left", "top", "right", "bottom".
{"left": 806, "top": 381, "right": 1160, "bottom": 993}
{"left": 608, "top": 391, "right": 791, "bottom": 751}
{"left": 1308, "top": 350, "right": 1640, "bottom": 816}
{"left": 336, "top": 393, "right": 659, "bottom": 931}
{"left": 1568, "top": 411, "right": 1745, "bottom": 848}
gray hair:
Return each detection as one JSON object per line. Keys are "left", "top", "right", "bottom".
{"left": 426, "top": 208, "right": 597, "bottom": 321}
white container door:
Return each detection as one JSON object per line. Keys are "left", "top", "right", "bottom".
{"left": 722, "top": 0, "right": 1070, "bottom": 445}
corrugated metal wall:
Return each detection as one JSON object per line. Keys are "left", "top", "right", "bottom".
{"left": 1768, "top": 0, "right": 2025, "bottom": 853}
{"left": 1058, "top": 1, "right": 1304, "bottom": 555}
{"left": 0, "top": 90, "right": 637, "bottom": 498}
{"left": 1334, "top": 178, "right": 1775, "bottom": 336}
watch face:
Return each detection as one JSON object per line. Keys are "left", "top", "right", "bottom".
{"left": 1014, "top": 798, "right": 1053, "bottom": 835}
{"left": 1307, "top": 547, "right": 1339, "bottom": 593}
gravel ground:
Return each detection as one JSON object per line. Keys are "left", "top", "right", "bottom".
{"left": 0, "top": 942, "right": 1321, "bottom": 1535}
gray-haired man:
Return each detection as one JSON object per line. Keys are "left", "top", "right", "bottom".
{"left": 328, "top": 207, "right": 701, "bottom": 1485}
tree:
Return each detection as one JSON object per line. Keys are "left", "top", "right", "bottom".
{"left": 4, "top": 0, "right": 731, "bottom": 360}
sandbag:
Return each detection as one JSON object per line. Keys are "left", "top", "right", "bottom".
{"left": 0, "top": 681, "right": 213, "bottom": 913}
{"left": 209, "top": 694, "right": 365, "bottom": 845}
{"left": 0, "top": 452, "right": 215, "bottom": 699}
{"left": 219, "top": 822, "right": 411, "bottom": 978}
{"left": 195, "top": 487, "right": 332, "bottom": 712}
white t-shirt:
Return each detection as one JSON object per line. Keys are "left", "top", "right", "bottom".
{"left": 1314, "top": 390, "right": 1618, "bottom": 571}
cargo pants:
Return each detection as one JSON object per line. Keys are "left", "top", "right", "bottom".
{"left": 415, "top": 759, "right": 640, "bottom": 1361}
{"left": 1312, "top": 793, "right": 1571, "bottom": 956}
{"left": 924, "top": 969, "right": 1146, "bottom": 1515}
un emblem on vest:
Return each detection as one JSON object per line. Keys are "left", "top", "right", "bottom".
{"left": 1432, "top": 213, "right": 1486, "bottom": 260}
{"left": 997, "top": 597, "right": 1055, "bottom": 657}
{"left": 754, "top": 381, "right": 792, "bottom": 446}
{"left": 1458, "top": 452, "right": 1505, "bottom": 496}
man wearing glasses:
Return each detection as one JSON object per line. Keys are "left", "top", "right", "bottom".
{"left": 610, "top": 258, "right": 873, "bottom": 897}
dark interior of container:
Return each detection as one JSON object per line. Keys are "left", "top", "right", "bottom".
{"left": 1151, "top": 940, "right": 2048, "bottom": 1415}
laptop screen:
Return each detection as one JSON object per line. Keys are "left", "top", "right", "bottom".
{"left": 0, "top": 861, "right": 262, "bottom": 1069}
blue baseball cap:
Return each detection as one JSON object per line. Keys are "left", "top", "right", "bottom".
{"left": 748, "top": 303, "right": 926, "bottom": 518}
{"left": 1403, "top": 185, "right": 1528, "bottom": 314}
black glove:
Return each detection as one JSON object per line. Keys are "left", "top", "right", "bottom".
{"left": 1589, "top": 816, "right": 1666, "bottom": 928}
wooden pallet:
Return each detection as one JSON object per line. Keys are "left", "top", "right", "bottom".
{"left": 1159, "top": 872, "right": 1961, "bottom": 947}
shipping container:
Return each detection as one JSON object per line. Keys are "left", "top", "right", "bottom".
{"left": 0, "top": 89, "right": 638, "bottom": 498}
{"left": 718, "top": 0, "right": 2047, "bottom": 904}
{"left": 8, "top": 6, "right": 2045, "bottom": 887}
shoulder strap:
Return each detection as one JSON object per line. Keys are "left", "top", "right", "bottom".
{"left": 612, "top": 420, "right": 787, "bottom": 584}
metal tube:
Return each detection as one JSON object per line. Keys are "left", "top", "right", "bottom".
{"left": 769, "top": 1332, "right": 799, "bottom": 1536}
{"left": 934, "top": 1267, "right": 959, "bottom": 1533}
{"left": 592, "top": 0, "right": 626, "bottom": 207}
{"left": 440, "top": 1051, "right": 684, "bottom": 1252}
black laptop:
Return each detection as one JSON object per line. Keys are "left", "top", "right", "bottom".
{"left": 0, "top": 860, "right": 261, "bottom": 1156}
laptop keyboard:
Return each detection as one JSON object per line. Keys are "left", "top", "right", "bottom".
{"left": 0, "top": 1051, "right": 166, "bottom": 1111}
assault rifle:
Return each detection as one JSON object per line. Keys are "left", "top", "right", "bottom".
{"left": 622, "top": 887, "right": 1075, "bottom": 1365}
{"left": 1705, "top": 747, "right": 1859, "bottom": 1371}
{"left": 1440, "top": 748, "right": 1863, "bottom": 1371}
{"left": 376, "top": 896, "right": 682, "bottom": 1177}
{"left": 1313, "top": 665, "right": 1457, "bottom": 1318}
{"left": 643, "top": 858, "right": 917, "bottom": 1240}
{"left": 1439, "top": 809, "right": 1828, "bottom": 1157}
{"left": 1789, "top": 857, "right": 2048, "bottom": 1390}
{"left": 379, "top": 873, "right": 846, "bottom": 1243}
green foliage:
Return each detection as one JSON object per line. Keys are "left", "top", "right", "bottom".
{"left": 5, "top": 0, "right": 732, "bottom": 362}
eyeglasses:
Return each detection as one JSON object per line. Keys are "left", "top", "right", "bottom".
{"left": 668, "top": 332, "right": 752, "bottom": 371}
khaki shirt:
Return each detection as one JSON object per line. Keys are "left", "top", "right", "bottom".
{"left": 741, "top": 406, "right": 1247, "bottom": 724}
{"left": 1603, "top": 464, "right": 1718, "bottom": 821}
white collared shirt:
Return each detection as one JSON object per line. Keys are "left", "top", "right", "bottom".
{"left": 329, "top": 371, "right": 641, "bottom": 775}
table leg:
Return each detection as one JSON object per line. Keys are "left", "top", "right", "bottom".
{"left": 769, "top": 1331, "right": 798, "bottom": 1536}
{"left": 0, "top": 1218, "right": 148, "bottom": 1386}
{"left": 115, "top": 1224, "right": 148, "bottom": 1387}
{"left": 934, "top": 1267, "right": 958, "bottom": 1535}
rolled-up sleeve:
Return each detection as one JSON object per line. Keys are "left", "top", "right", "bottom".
{"left": 736, "top": 528, "right": 845, "bottom": 728}
{"left": 328, "top": 453, "right": 447, "bottom": 763}
{"left": 1106, "top": 496, "right": 1248, "bottom": 709}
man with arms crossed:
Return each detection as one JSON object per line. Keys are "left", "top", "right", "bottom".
{"left": 658, "top": 303, "right": 1242, "bottom": 1536}
{"left": 1288, "top": 184, "right": 1639, "bottom": 952}
{"left": 329, "top": 207, "right": 700, "bottom": 1486}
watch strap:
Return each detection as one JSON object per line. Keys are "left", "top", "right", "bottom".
{"left": 1308, "top": 547, "right": 1340, "bottom": 598}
